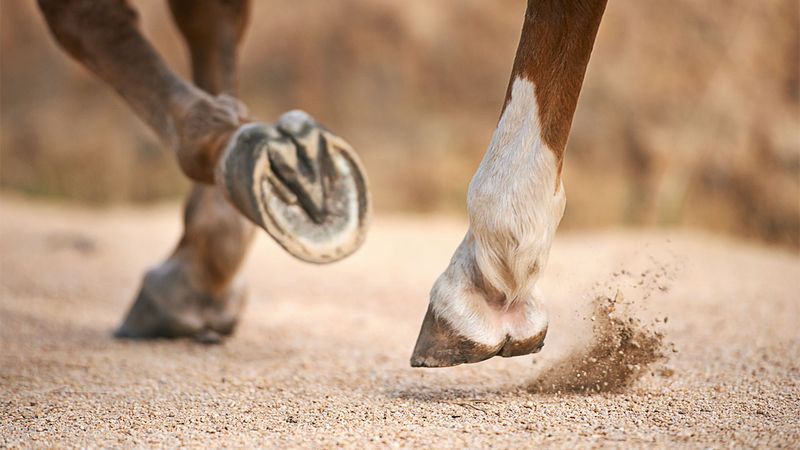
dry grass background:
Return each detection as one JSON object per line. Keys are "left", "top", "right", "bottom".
{"left": 1, "top": 0, "right": 798, "bottom": 248}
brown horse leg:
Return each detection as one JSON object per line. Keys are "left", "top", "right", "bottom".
{"left": 38, "top": 0, "right": 371, "bottom": 264}
{"left": 116, "top": 186, "right": 254, "bottom": 341}
{"left": 37, "top": 0, "right": 244, "bottom": 183}
{"left": 116, "top": 0, "right": 255, "bottom": 341}
{"left": 167, "top": 0, "right": 251, "bottom": 97}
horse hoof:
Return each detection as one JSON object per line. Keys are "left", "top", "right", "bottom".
{"left": 409, "top": 303, "right": 548, "bottom": 368}
{"left": 115, "top": 265, "right": 245, "bottom": 341}
{"left": 217, "top": 110, "right": 370, "bottom": 264}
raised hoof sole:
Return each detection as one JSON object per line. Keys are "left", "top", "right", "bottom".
{"left": 218, "top": 111, "right": 370, "bottom": 264}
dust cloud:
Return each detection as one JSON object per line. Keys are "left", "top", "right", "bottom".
{"left": 529, "top": 257, "right": 679, "bottom": 394}
{"left": 529, "top": 292, "right": 669, "bottom": 394}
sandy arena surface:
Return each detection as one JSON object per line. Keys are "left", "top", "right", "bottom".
{"left": 1, "top": 197, "right": 798, "bottom": 448}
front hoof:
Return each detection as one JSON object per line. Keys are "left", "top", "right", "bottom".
{"left": 410, "top": 305, "right": 502, "bottom": 368}
{"left": 409, "top": 304, "right": 548, "bottom": 368}
{"left": 217, "top": 110, "right": 371, "bottom": 264}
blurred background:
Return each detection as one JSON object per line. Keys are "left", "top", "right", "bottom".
{"left": 1, "top": 0, "right": 798, "bottom": 249}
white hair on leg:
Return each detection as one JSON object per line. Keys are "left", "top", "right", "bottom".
{"left": 426, "top": 76, "right": 565, "bottom": 347}
{"left": 467, "top": 76, "right": 565, "bottom": 306}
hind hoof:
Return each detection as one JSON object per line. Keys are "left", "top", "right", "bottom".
{"left": 115, "top": 264, "right": 245, "bottom": 342}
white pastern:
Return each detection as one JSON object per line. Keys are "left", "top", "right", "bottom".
{"left": 430, "top": 77, "right": 564, "bottom": 346}
{"left": 467, "top": 76, "right": 565, "bottom": 303}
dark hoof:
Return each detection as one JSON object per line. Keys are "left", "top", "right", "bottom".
{"left": 410, "top": 305, "right": 501, "bottom": 368}
{"left": 193, "top": 329, "right": 224, "bottom": 345}
{"left": 115, "top": 266, "right": 245, "bottom": 342}
{"left": 217, "top": 110, "right": 370, "bottom": 264}
{"left": 410, "top": 305, "right": 547, "bottom": 368}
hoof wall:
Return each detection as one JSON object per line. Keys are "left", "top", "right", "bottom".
{"left": 410, "top": 305, "right": 547, "bottom": 368}
{"left": 115, "top": 268, "right": 243, "bottom": 342}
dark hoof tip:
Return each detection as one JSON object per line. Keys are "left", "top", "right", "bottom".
{"left": 410, "top": 305, "right": 500, "bottom": 368}
{"left": 112, "top": 326, "right": 133, "bottom": 339}
{"left": 193, "top": 329, "right": 224, "bottom": 345}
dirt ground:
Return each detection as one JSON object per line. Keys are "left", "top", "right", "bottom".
{"left": 1, "top": 196, "right": 798, "bottom": 448}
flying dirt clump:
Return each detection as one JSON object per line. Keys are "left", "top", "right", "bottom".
{"left": 529, "top": 292, "right": 669, "bottom": 394}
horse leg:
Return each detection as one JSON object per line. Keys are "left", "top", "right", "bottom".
{"left": 116, "top": 0, "right": 255, "bottom": 341}
{"left": 38, "top": 0, "right": 371, "bottom": 264}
